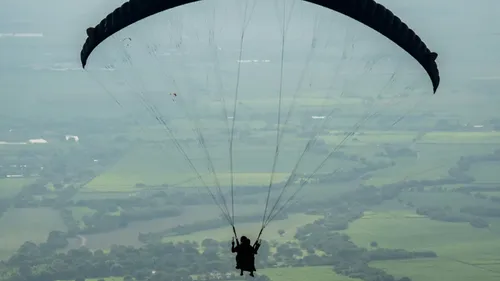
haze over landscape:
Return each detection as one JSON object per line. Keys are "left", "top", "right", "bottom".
{"left": 1, "top": 1, "right": 500, "bottom": 281}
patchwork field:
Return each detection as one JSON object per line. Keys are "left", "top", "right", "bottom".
{"left": 4, "top": 115, "right": 500, "bottom": 280}
{"left": 65, "top": 202, "right": 297, "bottom": 250}
{"left": 84, "top": 141, "right": 360, "bottom": 192}
{"left": 65, "top": 204, "right": 247, "bottom": 250}
{"left": 84, "top": 129, "right": 500, "bottom": 193}
{"left": 345, "top": 210, "right": 500, "bottom": 281}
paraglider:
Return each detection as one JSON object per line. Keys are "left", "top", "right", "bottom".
{"left": 79, "top": 0, "right": 441, "bottom": 274}
{"left": 232, "top": 236, "right": 261, "bottom": 277}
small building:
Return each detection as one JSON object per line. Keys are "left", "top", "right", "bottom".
{"left": 65, "top": 135, "right": 79, "bottom": 142}
{"left": 28, "top": 138, "right": 48, "bottom": 144}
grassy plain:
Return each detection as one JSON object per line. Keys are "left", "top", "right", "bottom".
{"left": 0, "top": 178, "right": 33, "bottom": 198}
{"left": 322, "top": 131, "right": 500, "bottom": 145}
{"left": 85, "top": 128, "right": 500, "bottom": 192}
{"left": 0, "top": 208, "right": 66, "bottom": 260}
{"left": 161, "top": 213, "right": 321, "bottom": 244}
{"left": 61, "top": 267, "right": 362, "bottom": 281}
{"left": 468, "top": 162, "right": 500, "bottom": 184}
{"left": 65, "top": 278, "right": 123, "bottom": 281}
{"left": 345, "top": 210, "right": 500, "bottom": 281}
{"left": 346, "top": 210, "right": 500, "bottom": 257}
{"left": 260, "top": 266, "right": 361, "bottom": 281}
{"left": 422, "top": 131, "right": 500, "bottom": 144}
{"left": 364, "top": 142, "right": 496, "bottom": 186}
{"left": 84, "top": 140, "right": 360, "bottom": 192}
{"left": 398, "top": 191, "right": 498, "bottom": 209}
{"left": 65, "top": 203, "right": 284, "bottom": 250}
{"left": 65, "top": 204, "right": 237, "bottom": 250}
{"left": 371, "top": 258, "right": 500, "bottom": 281}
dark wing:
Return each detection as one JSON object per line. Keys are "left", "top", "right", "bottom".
{"left": 308, "top": 0, "right": 440, "bottom": 93}
{"left": 80, "top": 0, "right": 439, "bottom": 93}
{"left": 80, "top": 0, "right": 198, "bottom": 68}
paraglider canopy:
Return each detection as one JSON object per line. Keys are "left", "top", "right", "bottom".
{"left": 80, "top": 0, "right": 440, "bottom": 93}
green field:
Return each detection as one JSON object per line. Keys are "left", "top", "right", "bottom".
{"left": 0, "top": 178, "right": 34, "bottom": 198}
{"left": 84, "top": 140, "right": 360, "bottom": 192}
{"left": 162, "top": 213, "right": 321, "bottom": 244}
{"left": 322, "top": 131, "right": 500, "bottom": 145}
{"left": 398, "top": 191, "right": 497, "bottom": 209}
{"left": 0, "top": 208, "right": 66, "bottom": 259}
{"left": 322, "top": 131, "right": 415, "bottom": 145}
{"left": 84, "top": 129, "right": 500, "bottom": 193}
{"left": 422, "top": 132, "right": 500, "bottom": 144}
{"left": 59, "top": 278, "right": 123, "bottom": 281}
{"left": 260, "top": 266, "right": 361, "bottom": 281}
{"left": 66, "top": 204, "right": 234, "bottom": 250}
{"left": 60, "top": 268, "right": 361, "bottom": 281}
{"left": 67, "top": 179, "right": 358, "bottom": 251}
{"left": 468, "top": 162, "right": 500, "bottom": 184}
{"left": 64, "top": 212, "right": 321, "bottom": 251}
{"left": 365, "top": 143, "right": 495, "bottom": 186}
{"left": 65, "top": 203, "right": 274, "bottom": 250}
{"left": 345, "top": 210, "right": 500, "bottom": 281}
{"left": 86, "top": 172, "right": 291, "bottom": 192}
{"left": 371, "top": 258, "right": 500, "bottom": 281}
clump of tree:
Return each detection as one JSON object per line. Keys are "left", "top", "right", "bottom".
{"left": 416, "top": 206, "right": 470, "bottom": 223}
{"left": 415, "top": 206, "right": 490, "bottom": 229}
{"left": 366, "top": 248, "right": 437, "bottom": 261}
{"left": 380, "top": 147, "right": 418, "bottom": 158}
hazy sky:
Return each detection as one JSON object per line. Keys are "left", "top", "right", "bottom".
{"left": 1, "top": 0, "right": 498, "bottom": 71}
{"left": 0, "top": 0, "right": 498, "bottom": 119}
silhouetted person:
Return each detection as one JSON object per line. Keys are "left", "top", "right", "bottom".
{"left": 231, "top": 236, "right": 261, "bottom": 277}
